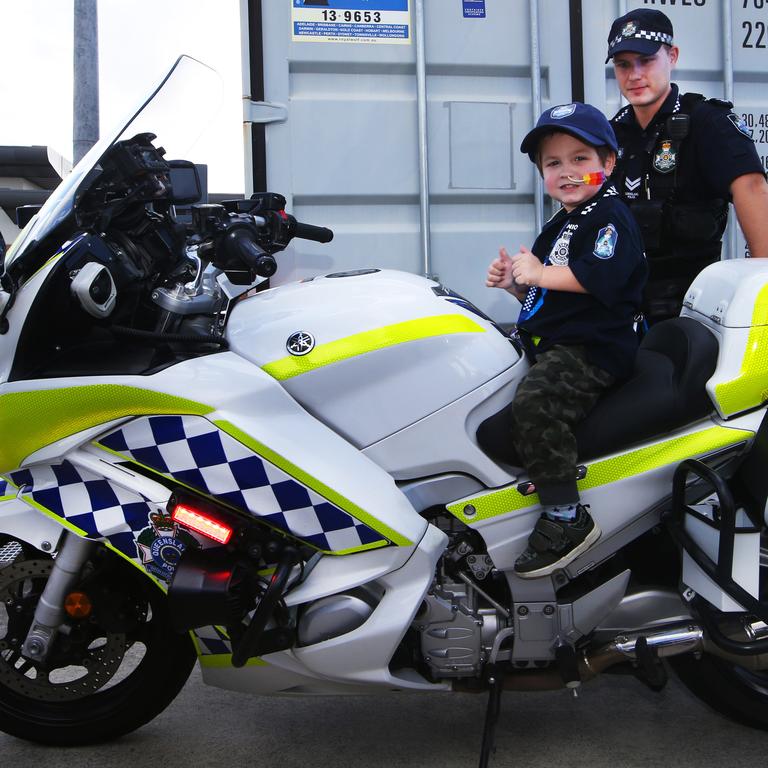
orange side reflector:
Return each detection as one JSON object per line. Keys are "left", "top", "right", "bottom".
{"left": 171, "top": 503, "right": 233, "bottom": 545}
{"left": 64, "top": 592, "right": 93, "bottom": 619}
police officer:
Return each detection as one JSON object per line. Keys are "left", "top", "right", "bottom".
{"left": 606, "top": 9, "right": 768, "bottom": 323}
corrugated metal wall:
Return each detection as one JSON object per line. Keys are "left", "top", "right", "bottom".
{"left": 246, "top": 0, "right": 766, "bottom": 321}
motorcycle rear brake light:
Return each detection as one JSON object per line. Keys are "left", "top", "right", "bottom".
{"left": 171, "top": 503, "right": 233, "bottom": 545}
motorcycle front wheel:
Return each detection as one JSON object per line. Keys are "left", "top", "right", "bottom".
{"left": 0, "top": 537, "right": 197, "bottom": 745}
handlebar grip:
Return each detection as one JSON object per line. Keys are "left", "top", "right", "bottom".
{"left": 294, "top": 221, "right": 334, "bottom": 243}
{"left": 227, "top": 229, "right": 277, "bottom": 277}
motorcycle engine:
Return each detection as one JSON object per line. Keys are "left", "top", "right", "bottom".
{"left": 413, "top": 522, "right": 510, "bottom": 679}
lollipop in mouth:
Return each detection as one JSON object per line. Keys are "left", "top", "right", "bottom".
{"left": 566, "top": 172, "right": 606, "bottom": 185}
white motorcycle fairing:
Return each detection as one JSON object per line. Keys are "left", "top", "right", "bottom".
{"left": 3, "top": 57, "right": 768, "bottom": 755}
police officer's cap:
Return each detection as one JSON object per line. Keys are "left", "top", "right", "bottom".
{"left": 606, "top": 9, "right": 674, "bottom": 63}
{"left": 520, "top": 103, "right": 618, "bottom": 162}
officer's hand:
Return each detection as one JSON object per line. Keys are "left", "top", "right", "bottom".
{"left": 510, "top": 246, "right": 544, "bottom": 287}
{"left": 486, "top": 247, "right": 516, "bottom": 289}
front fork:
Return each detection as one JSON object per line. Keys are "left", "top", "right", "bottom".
{"left": 21, "top": 532, "right": 96, "bottom": 663}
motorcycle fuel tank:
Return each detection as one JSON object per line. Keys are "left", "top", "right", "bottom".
{"left": 226, "top": 269, "right": 519, "bottom": 448}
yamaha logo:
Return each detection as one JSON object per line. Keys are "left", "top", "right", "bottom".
{"left": 286, "top": 331, "right": 315, "bottom": 356}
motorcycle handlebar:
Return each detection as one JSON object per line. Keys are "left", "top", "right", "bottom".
{"left": 294, "top": 221, "right": 334, "bottom": 244}
{"left": 226, "top": 227, "right": 277, "bottom": 278}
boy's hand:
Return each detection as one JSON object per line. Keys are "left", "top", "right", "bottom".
{"left": 486, "top": 247, "right": 515, "bottom": 290}
{"left": 510, "top": 246, "right": 544, "bottom": 287}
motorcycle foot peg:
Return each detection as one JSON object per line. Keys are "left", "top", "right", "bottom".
{"left": 555, "top": 642, "right": 581, "bottom": 689}
{"left": 634, "top": 636, "right": 668, "bottom": 692}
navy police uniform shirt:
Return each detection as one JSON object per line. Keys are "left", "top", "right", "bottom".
{"left": 611, "top": 83, "right": 763, "bottom": 208}
{"left": 517, "top": 183, "right": 647, "bottom": 379}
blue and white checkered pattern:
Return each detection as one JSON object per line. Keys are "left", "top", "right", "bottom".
{"left": 194, "top": 625, "right": 232, "bottom": 656}
{"left": 610, "top": 29, "right": 673, "bottom": 49}
{"left": 97, "top": 415, "right": 387, "bottom": 554}
{"left": 8, "top": 461, "right": 154, "bottom": 561}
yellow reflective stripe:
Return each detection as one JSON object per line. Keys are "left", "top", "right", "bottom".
{"left": 214, "top": 419, "right": 410, "bottom": 549}
{"left": 262, "top": 314, "right": 486, "bottom": 381}
{"left": 715, "top": 285, "right": 768, "bottom": 415}
{"left": 532, "top": 336, "right": 541, "bottom": 347}
{"left": 0, "top": 386, "right": 213, "bottom": 474}
{"left": 447, "top": 426, "right": 752, "bottom": 523}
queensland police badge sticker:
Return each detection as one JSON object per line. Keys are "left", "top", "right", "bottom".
{"left": 594, "top": 224, "right": 618, "bottom": 260}
{"left": 653, "top": 140, "right": 676, "bottom": 173}
{"left": 136, "top": 512, "right": 199, "bottom": 582}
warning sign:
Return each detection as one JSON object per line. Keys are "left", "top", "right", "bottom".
{"left": 292, "top": 0, "right": 411, "bottom": 45}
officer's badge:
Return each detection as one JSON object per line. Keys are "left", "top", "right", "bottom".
{"left": 621, "top": 21, "right": 637, "bottom": 38}
{"left": 549, "top": 232, "right": 573, "bottom": 265}
{"left": 653, "top": 140, "right": 676, "bottom": 174}
{"left": 727, "top": 113, "right": 753, "bottom": 139}
{"left": 594, "top": 224, "right": 618, "bottom": 260}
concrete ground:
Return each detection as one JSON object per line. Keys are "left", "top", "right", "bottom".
{"left": 1, "top": 665, "right": 765, "bottom": 768}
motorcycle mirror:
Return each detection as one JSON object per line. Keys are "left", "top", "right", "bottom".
{"left": 15, "top": 205, "right": 42, "bottom": 229}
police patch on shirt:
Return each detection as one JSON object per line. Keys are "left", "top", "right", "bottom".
{"left": 653, "top": 140, "right": 676, "bottom": 173}
{"left": 594, "top": 224, "right": 618, "bottom": 260}
{"left": 727, "top": 112, "right": 753, "bottom": 139}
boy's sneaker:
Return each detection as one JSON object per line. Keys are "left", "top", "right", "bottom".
{"left": 514, "top": 505, "right": 600, "bottom": 578}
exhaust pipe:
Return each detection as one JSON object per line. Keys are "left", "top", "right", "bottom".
{"left": 455, "top": 618, "right": 768, "bottom": 693}
{"left": 580, "top": 623, "right": 703, "bottom": 678}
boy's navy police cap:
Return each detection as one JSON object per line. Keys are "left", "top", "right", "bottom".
{"left": 606, "top": 9, "right": 674, "bottom": 63}
{"left": 520, "top": 102, "right": 618, "bottom": 162}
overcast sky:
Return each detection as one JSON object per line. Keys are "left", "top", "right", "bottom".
{"left": 1, "top": 0, "right": 245, "bottom": 192}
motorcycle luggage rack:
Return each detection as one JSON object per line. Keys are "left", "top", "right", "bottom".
{"left": 666, "top": 458, "right": 768, "bottom": 655}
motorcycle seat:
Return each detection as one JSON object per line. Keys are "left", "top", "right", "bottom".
{"left": 476, "top": 316, "right": 720, "bottom": 467}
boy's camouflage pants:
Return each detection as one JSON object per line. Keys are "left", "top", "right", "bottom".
{"left": 509, "top": 344, "right": 614, "bottom": 506}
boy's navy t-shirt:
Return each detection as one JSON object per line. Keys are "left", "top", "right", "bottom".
{"left": 517, "top": 183, "right": 647, "bottom": 379}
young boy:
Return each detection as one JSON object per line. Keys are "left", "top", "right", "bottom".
{"left": 486, "top": 102, "right": 647, "bottom": 578}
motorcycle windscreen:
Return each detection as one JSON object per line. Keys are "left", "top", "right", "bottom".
{"left": 3, "top": 55, "right": 221, "bottom": 279}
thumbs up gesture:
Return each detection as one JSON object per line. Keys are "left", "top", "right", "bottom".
{"left": 486, "top": 247, "right": 516, "bottom": 290}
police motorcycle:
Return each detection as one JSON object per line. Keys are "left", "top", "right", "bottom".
{"left": 2, "top": 56, "right": 768, "bottom": 763}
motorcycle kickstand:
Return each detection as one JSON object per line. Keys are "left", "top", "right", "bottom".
{"left": 478, "top": 665, "right": 504, "bottom": 768}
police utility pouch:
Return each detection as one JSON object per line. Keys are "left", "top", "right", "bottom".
{"left": 629, "top": 199, "right": 665, "bottom": 250}
{"left": 666, "top": 200, "right": 728, "bottom": 244}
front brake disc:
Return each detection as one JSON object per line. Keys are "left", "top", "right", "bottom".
{"left": 0, "top": 559, "right": 127, "bottom": 702}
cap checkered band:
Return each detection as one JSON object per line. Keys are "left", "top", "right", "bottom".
{"left": 194, "top": 625, "right": 232, "bottom": 656}
{"left": 8, "top": 461, "right": 154, "bottom": 561}
{"left": 97, "top": 415, "right": 388, "bottom": 554}
{"left": 610, "top": 29, "right": 673, "bottom": 48}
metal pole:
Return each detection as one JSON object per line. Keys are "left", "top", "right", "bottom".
{"left": 722, "top": 0, "right": 739, "bottom": 259}
{"left": 73, "top": 0, "right": 99, "bottom": 165}
{"left": 529, "top": 0, "right": 543, "bottom": 232}
{"left": 414, "top": 0, "right": 433, "bottom": 278}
